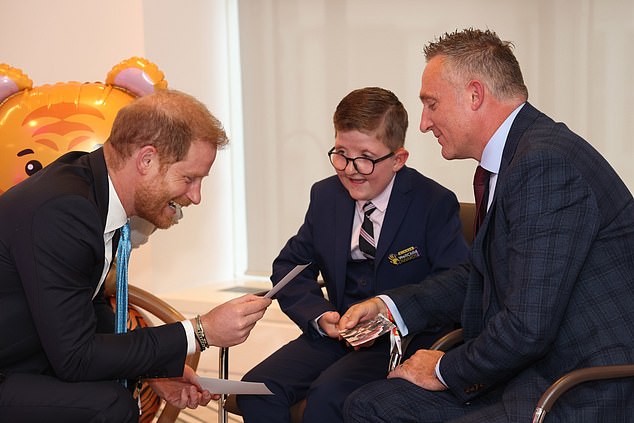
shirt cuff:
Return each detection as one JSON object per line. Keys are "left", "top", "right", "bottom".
{"left": 435, "top": 355, "right": 449, "bottom": 388}
{"left": 311, "top": 312, "right": 328, "bottom": 337}
{"left": 377, "top": 295, "right": 409, "bottom": 336}
{"left": 181, "top": 319, "right": 196, "bottom": 355}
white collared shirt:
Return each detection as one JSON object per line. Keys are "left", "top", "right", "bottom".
{"left": 350, "top": 174, "right": 396, "bottom": 260}
{"left": 94, "top": 176, "right": 128, "bottom": 299}
{"left": 98, "top": 175, "right": 195, "bottom": 354}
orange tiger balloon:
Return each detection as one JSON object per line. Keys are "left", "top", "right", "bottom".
{"left": 0, "top": 57, "right": 166, "bottom": 194}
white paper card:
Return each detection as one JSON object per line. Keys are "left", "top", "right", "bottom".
{"left": 264, "top": 262, "right": 311, "bottom": 298}
{"left": 196, "top": 376, "right": 273, "bottom": 395}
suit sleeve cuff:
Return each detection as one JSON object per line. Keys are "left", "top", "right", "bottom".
{"left": 435, "top": 355, "right": 449, "bottom": 388}
{"left": 311, "top": 312, "right": 328, "bottom": 337}
{"left": 377, "top": 295, "right": 409, "bottom": 336}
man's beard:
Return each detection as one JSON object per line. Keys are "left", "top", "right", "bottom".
{"left": 134, "top": 178, "right": 181, "bottom": 230}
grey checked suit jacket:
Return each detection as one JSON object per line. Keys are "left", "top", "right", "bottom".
{"left": 386, "top": 103, "right": 634, "bottom": 421}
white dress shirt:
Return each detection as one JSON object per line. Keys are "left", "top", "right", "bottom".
{"left": 100, "top": 175, "right": 196, "bottom": 354}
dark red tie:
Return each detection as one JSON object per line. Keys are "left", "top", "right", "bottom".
{"left": 473, "top": 165, "right": 491, "bottom": 235}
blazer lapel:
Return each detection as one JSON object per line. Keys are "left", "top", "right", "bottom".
{"left": 474, "top": 103, "right": 541, "bottom": 246}
{"left": 499, "top": 102, "right": 540, "bottom": 177}
{"left": 475, "top": 103, "right": 541, "bottom": 316}
{"left": 333, "top": 184, "right": 355, "bottom": 309}
{"left": 375, "top": 168, "right": 412, "bottom": 266}
{"left": 477, "top": 103, "right": 540, "bottom": 238}
{"left": 88, "top": 147, "right": 113, "bottom": 292}
{"left": 112, "top": 228, "right": 121, "bottom": 263}
{"left": 88, "top": 147, "right": 110, "bottom": 229}
{"left": 471, "top": 208, "right": 492, "bottom": 314}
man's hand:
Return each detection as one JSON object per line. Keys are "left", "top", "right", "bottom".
{"left": 318, "top": 311, "right": 341, "bottom": 338}
{"left": 387, "top": 349, "right": 447, "bottom": 391}
{"left": 198, "top": 294, "right": 271, "bottom": 348}
{"left": 338, "top": 297, "right": 387, "bottom": 331}
{"left": 147, "top": 365, "right": 219, "bottom": 409}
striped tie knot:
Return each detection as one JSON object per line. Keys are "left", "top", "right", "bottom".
{"left": 363, "top": 201, "right": 377, "bottom": 216}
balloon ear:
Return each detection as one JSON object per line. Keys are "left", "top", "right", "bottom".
{"left": 106, "top": 56, "right": 168, "bottom": 97}
{"left": 0, "top": 64, "right": 33, "bottom": 105}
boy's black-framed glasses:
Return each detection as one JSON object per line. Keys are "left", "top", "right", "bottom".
{"left": 327, "top": 147, "right": 395, "bottom": 175}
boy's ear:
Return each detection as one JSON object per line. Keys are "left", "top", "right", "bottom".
{"left": 392, "top": 148, "right": 409, "bottom": 172}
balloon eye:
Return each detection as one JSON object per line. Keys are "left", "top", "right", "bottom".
{"left": 25, "top": 160, "right": 43, "bottom": 176}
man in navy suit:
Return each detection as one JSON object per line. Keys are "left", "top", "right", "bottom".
{"left": 0, "top": 90, "right": 271, "bottom": 422}
{"left": 341, "top": 29, "right": 634, "bottom": 422}
{"left": 237, "top": 87, "right": 469, "bottom": 423}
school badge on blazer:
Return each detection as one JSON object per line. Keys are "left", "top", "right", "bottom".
{"left": 388, "top": 246, "right": 421, "bottom": 265}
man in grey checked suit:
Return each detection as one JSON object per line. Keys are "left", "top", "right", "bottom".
{"left": 340, "top": 28, "right": 634, "bottom": 422}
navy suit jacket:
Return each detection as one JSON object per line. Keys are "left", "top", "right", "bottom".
{"left": 272, "top": 166, "right": 469, "bottom": 335}
{"left": 387, "top": 103, "right": 634, "bottom": 420}
{"left": 0, "top": 148, "right": 187, "bottom": 382}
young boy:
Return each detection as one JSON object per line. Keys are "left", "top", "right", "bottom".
{"left": 237, "top": 87, "right": 469, "bottom": 423}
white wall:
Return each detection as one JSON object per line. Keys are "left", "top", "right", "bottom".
{"left": 1, "top": 0, "right": 239, "bottom": 293}
{"left": 239, "top": 0, "right": 634, "bottom": 274}
{"left": 133, "top": 0, "right": 240, "bottom": 292}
